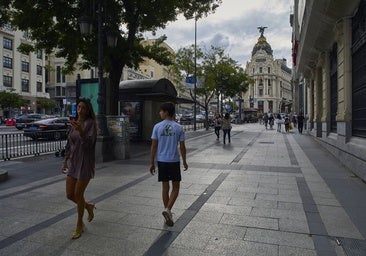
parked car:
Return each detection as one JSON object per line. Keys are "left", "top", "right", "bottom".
{"left": 5, "top": 117, "right": 16, "bottom": 126}
{"left": 179, "top": 115, "right": 193, "bottom": 124}
{"left": 15, "top": 114, "right": 49, "bottom": 130}
{"left": 23, "top": 117, "right": 70, "bottom": 140}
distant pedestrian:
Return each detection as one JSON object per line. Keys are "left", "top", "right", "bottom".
{"left": 62, "top": 98, "right": 97, "bottom": 239}
{"left": 221, "top": 113, "right": 232, "bottom": 144}
{"left": 276, "top": 113, "right": 283, "bottom": 132}
{"left": 150, "top": 102, "right": 188, "bottom": 227}
{"left": 268, "top": 113, "right": 274, "bottom": 130}
{"left": 284, "top": 115, "right": 290, "bottom": 132}
{"left": 297, "top": 112, "right": 305, "bottom": 134}
{"left": 263, "top": 113, "right": 269, "bottom": 129}
{"left": 214, "top": 114, "right": 222, "bottom": 140}
{"left": 292, "top": 115, "right": 297, "bottom": 128}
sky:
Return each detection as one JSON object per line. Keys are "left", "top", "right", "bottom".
{"left": 145, "top": 0, "right": 293, "bottom": 69}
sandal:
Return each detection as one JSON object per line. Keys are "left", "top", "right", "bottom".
{"left": 72, "top": 229, "right": 83, "bottom": 239}
{"left": 86, "top": 204, "right": 96, "bottom": 222}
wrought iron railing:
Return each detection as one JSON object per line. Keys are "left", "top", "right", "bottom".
{"left": 0, "top": 130, "right": 67, "bottom": 161}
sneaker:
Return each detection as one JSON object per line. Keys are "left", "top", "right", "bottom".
{"left": 162, "top": 209, "right": 174, "bottom": 227}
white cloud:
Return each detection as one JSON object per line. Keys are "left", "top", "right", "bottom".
{"left": 146, "top": 0, "right": 293, "bottom": 68}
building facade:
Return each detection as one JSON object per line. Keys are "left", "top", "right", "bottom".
{"left": 244, "top": 29, "right": 292, "bottom": 114}
{"left": 0, "top": 24, "right": 49, "bottom": 116}
{"left": 292, "top": 0, "right": 366, "bottom": 180}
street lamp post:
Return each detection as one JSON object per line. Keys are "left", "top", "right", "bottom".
{"left": 193, "top": 16, "right": 197, "bottom": 131}
{"left": 79, "top": 0, "right": 118, "bottom": 136}
{"left": 79, "top": 0, "right": 118, "bottom": 161}
{"left": 96, "top": 0, "right": 108, "bottom": 136}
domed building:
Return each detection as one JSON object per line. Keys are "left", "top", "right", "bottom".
{"left": 243, "top": 27, "right": 292, "bottom": 115}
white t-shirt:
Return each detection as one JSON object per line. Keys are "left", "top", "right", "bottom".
{"left": 151, "top": 120, "right": 185, "bottom": 162}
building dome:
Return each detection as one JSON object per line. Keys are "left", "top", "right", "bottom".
{"left": 252, "top": 35, "right": 273, "bottom": 56}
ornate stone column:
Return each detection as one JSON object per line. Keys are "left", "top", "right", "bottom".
{"left": 314, "top": 66, "right": 323, "bottom": 137}
{"left": 335, "top": 18, "right": 352, "bottom": 142}
{"left": 320, "top": 51, "right": 330, "bottom": 137}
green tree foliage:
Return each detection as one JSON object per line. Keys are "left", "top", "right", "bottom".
{"left": 1, "top": 0, "right": 222, "bottom": 115}
{"left": 174, "top": 45, "right": 250, "bottom": 129}
{"left": 37, "top": 97, "right": 57, "bottom": 111}
{"left": 0, "top": 90, "right": 26, "bottom": 109}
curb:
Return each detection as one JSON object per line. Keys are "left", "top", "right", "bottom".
{"left": 0, "top": 168, "right": 8, "bottom": 182}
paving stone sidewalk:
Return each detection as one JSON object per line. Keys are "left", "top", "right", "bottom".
{"left": 0, "top": 123, "right": 365, "bottom": 256}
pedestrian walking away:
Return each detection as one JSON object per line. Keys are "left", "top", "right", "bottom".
{"left": 150, "top": 102, "right": 188, "bottom": 227}
{"left": 268, "top": 113, "right": 274, "bottom": 130}
{"left": 214, "top": 114, "right": 222, "bottom": 140}
{"left": 263, "top": 113, "right": 269, "bottom": 129}
{"left": 221, "top": 113, "right": 232, "bottom": 144}
{"left": 284, "top": 115, "right": 290, "bottom": 133}
{"left": 297, "top": 112, "right": 305, "bottom": 134}
{"left": 276, "top": 113, "right": 283, "bottom": 132}
{"left": 62, "top": 98, "right": 97, "bottom": 239}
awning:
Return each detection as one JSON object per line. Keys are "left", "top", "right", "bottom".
{"left": 119, "top": 78, "right": 193, "bottom": 104}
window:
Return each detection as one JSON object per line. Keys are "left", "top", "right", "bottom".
{"left": 56, "top": 66, "right": 61, "bottom": 83}
{"left": 37, "top": 82, "right": 42, "bottom": 92}
{"left": 36, "top": 50, "right": 42, "bottom": 59}
{"left": 3, "top": 38, "right": 13, "bottom": 50}
{"left": 252, "top": 68, "right": 255, "bottom": 74}
{"left": 259, "top": 67, "right": 263, "bottom": 73}
{"left": 268, "top": 79, "right": 271, "bottom": 86}
{"left": 150, "top": 71, "right": 154, "bottom": 77}
{"left": 45, "top": 69, "right": 49, "bottom": 84}
{"left": 23, "top": 31, "right": 30, "bottom": 39}
{"left": 268, "top": 67, "right": 271, "bottom": 73}
{"left": 22, "top": 61, "right": 30, "bottom": 72}
{"left": 268, "top": 101, "right": 273, "bottom": 111}
{"left": 259, "top": 89, "right": 263, "bottom": 96}
{"left": 259, "top": 79, "right": 263, "bottom": 86}
{"left": 21, "top": 79, "right": 29, "bottom": 92}
{"left": 3, "top": 56, "right": 12, "bottom": 69}
{"left": 37, "top": 65, "right": 42, "bottom": 75}
{"left": 3, "top": 23, "right": 12, "bottom": 30}
{"left": 56, "top": 86, "right": 61, "bottom": 96}
{"left": 3, "top": 75, "right": 12, "bottom": 87}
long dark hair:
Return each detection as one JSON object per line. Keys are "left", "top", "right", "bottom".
{"left": 76, "top": 98, "right": 96, "bottom": 121}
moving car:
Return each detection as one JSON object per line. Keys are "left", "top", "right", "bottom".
{"left": 15, "top": 114, "right": 49, "bottom": 130}
{"left": 23, "top": 117, "right": 70, "bottom": 140}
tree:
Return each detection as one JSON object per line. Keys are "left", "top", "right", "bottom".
{"left": 1, "top": 0, "right": 222, "bottom": 115}
{"left": 174, "top": 45, "right": 250, "bottom": 129}
{"left": 37, "top": 97, "right": 57, "bottom": 113}
{"left": 0, "top": 90, "right": 26, "bottom": 112}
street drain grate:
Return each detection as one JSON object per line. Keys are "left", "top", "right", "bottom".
{"left": 259, "top": 141, "right": 274, "bottom": 144}
{"left": 337, "top": 238, "right": 366, "bottom": 256}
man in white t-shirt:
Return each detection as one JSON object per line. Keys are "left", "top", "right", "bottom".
{"left": 150, "top": 102, "right": 188, "bottom": 226}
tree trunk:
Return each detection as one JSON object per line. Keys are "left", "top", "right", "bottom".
{"left": 108, "top": 58, "right": 124, "bottom": 115}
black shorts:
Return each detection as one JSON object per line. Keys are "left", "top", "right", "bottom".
{"left": 157, "top": 161, "right": 181, "bottom": 182}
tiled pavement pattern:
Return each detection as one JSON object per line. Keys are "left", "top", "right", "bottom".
{"left": 0, "top": 123, "right": 365, "bottom": 255}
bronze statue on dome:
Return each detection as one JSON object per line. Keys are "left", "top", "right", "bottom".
{"left": 257, "top": 26, "right": 268, "bottom": 37}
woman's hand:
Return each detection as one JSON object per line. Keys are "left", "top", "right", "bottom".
{"left": 71, "top": 121, "right": 84, "bottom": 137}
{"left": 61, "top": 162, "right": 68, "bottom": 173}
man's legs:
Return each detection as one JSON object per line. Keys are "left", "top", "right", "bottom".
{"left": 162, "top": 181, "right": 180, "bottom": 210}
{"left": 162, "top": 181, "right": 180, "bottom": 226}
